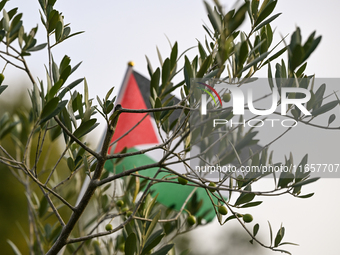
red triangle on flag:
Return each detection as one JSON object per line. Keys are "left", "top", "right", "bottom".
{"left": 109, "top": 71, "right": 159, "bottom": 154}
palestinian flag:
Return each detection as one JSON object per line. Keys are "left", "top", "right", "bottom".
{"left": 104, "top": 63, "right": 216, "bottom": 221}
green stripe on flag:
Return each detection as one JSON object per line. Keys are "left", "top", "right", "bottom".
{"left": 105, "top": 148, "right": 217, "bottom": 221}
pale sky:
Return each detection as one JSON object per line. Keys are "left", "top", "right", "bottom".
{"left": 2, "top": 1, "right": 340, "bottom": 254}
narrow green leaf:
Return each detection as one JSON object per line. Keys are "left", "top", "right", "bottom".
{"left": 27, "top": 43, "right": 47, "bottom": 52}
{"left": 255, "top": 0, "right": 277, "bottom": 27}
{"left": 254, "top": 13, "right": 281, "bottom": 32}
{"left": 7, "top": 240, "right": 22, "bottom": 255}
{"left": 47, "top": 9, "right": 59, "bottom": 33}
{"left": 302, "top": 36, "right": 322, "bottom": 63}
{"left": 202, "top": 25, "right": 213, "bottom": 40}
{"left": 40, "top": 97, "right": 59, "bottom": 120}
{"left": 179, "top": 250, "right": 190, "bottom": 255}
{"left": 289, "top": 44, "right": 304, "bottom": 71}
{"left": 258, "top": 0, "right": 270, "bottom": 13}
{"left": 150, "top": 244, "right": 174, "bottom": 255}
{"left": 39, "top": 196, "right": 49, "bottom": 218}
{"left": 59, "top": 55, "right": 71, "bottom": 74}
{"left": 59, "top": 78, "right": 84, "bottom": 99}
{"left": 150, "top": 68, "right": 160, "bottom": 98}
{"left": 267, "top": 63, "right": 274, "bottom": 90}
{"left": 145, "top": 211, "right": 161, "bottom": 242}
{"left": 48, "top": 0, "right": 57, "bottom": 7}
{"left": 238, "top": 52, "right": 270, "bottom": 75}
{"left": 62, "top": 31, "right": 84, "bottom": 42}
{"left": 9, "top": 14, "right": 23, "bottom": 37}
{"left": 297, "top": 193, "right": 314, "bottom": 199}
{"left": 0, "top": 0, "right": 8, "bottom": 13}
{"left": 235, "top": 192, "right": 255, "bottom": 206}
{"left": 94, "top": 242, "right": 102, "bottom": 255}
{"left": 105, "top": 87, "right": 114, "bottom": 101}
{"left": 0, "top": 121, "right": 19, "bottom": 139}
{"left": 67, "top": 157, "right": 75, "bottom": 171}
{"left": 162, "top": 58, "right": 171, "bottom": 88}
{"left": 253, "top": 223, "right": 259, "bottom": 237}
{"left": 292, "top": 177, "right": 320, "bottom": 188}
{"left": 262, "top": 46, "right": 287, "bottom": 66}
{"left": 278, "top": 242, "right": 299, "bottom": 247}
{"left": 47, "top": 79, "right": 63, "bottom": 100}
{"left": 274, "top": 227, "right": 285, "bottom": 247}
{"left": 55, "top": 21, "right": 63, "bottom": 41}
{"left": 204, "top": 1, "right": 221, "bottom": 33}
{"left": 125, "top": 233, "right": 138, "bottom": 255}
{"left": 154, "top": 97, "right": 162, "bottom": 121}
{"left": 197, "top": 55, "right": 212, "bottom": 78}
{"left": 170, "top": 42, "right": 178, "bottom": 69}
{"left": 328, "top": 114, "right": 336, "bottom": 126}
{"left": 146, "top": 55, "right": 154, "bottom": 77}
{"left": 2, "top": 9, "right": 9, "bottom": 31}
{"left": 163, "top": 80, "right": 185, "bottom": 97}
{"left": 228, "top": 3, "right": 248, "bottom": 34}
{"left": 70, "top": 61, "right": 82, "bottom": 76}
{"left": 278, "top": 172, "right": 294, "bottom": 188}
{"left": 198, "top": 41, "right": 207, "bottom": 61}
{"left": 240, "top": 201, "right": 262, "bottom": 208}
{"left": 183, "top": 56, "right": 193, "bottom": 88}
{"left": 296, "top": 62, "right": 307, "bottom": 77}
{"left": 40, "top": 100, "right": 67, "bottom": 124}
{"left": 141, "top": 230, "right": 164, "bottom": 255}
{"left": 156, "top": 46, "right": 163, "bottom": 66}
{"left": 268, "top": 221, "right": 273, "bottom": 245}
{"left": 313, "top": 83, "right": 326, "bottom": 109}
{"left": 73, "top": 118, "right": 98, "bottom": 139}
{"left": 295, "top": 154, "right": 308, "bottom": 182}
{"left": 251, "top": 0, "right": 259, "bottom": 21}
{"left": 59, "top": 65, "right": 71, "bottom": 84}
{"left": 7, "top": 8, "right": 18, "bottom": 20}
{"left": 202, "top": 69, "right": 219, "bottom": 81}
{"left": 52, "top": 58, "right": 59, "bottom": 83}
{"left": 0, "top": 85, "right": 8, "bottom": 95}
{"left": 312, "top": 100, "right": 339, "bottom": 117}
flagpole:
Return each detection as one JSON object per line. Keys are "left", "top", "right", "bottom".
{"left": 116, "top": 61, "right": 134, "bottom": 105}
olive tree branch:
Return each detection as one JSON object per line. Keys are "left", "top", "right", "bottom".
{"left": 39, "top": 186, "right": 66, "bottom": 226}
{"left": 45, "top": 144, "right": 70, "bottom": 185}
{"left": 46, "top": 104, "right": 122, "bottom": 255}
{"left": 133, "top": 187, "right": 197, "bottom": 223}
{"left": 54, "top": 116, "right": 100, "bottom": 158}
{"left": 67, "top": 169, "right": 161, "bottom": 244}
{"left": 0, "top": 147, "right": 76, "bottom": 211}
{"left": 108, "top": 113, "right": 148, "bottom": 148}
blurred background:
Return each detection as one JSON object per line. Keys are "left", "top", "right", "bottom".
{"left": 1, "top": 0, "right": 340, "bottom": 254}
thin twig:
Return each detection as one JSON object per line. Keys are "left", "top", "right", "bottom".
{"left": 54, "top": 116, "right": 100, "bottom": 158}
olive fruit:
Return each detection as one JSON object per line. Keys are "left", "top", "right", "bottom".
{"left": 218, "top": 206, "right": 228, "bottom": 215}
{"left": 187, "top": 215, "right": 196, "bottom": 226}
{"left": 116, "top": 200, "right": 124, "bottom": 207}
{"left": 118, "top": 243, "right": 125, "bottom": 252}
{"left": 122, "top": 207, "right": 129, "bottom": 213}
{"left": 178, "top": 176, "right": 188, "bottom": 185}
{"left": 105, "top": 223, "right": 113, "bottom": 231}
{"left": 0, "top": 73, "right": 4, "bottom": 85}
{"left": 208, "top": 182, "right": 216, "bottom": 192}
{"left": 243, "top": 214, "right": 253, "bottom": 223}
{"left": 92, "top": 240, "right": 100, "bottom": 247}
{"left": 223, "top": 93, "right": 231, "bottom": 102}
